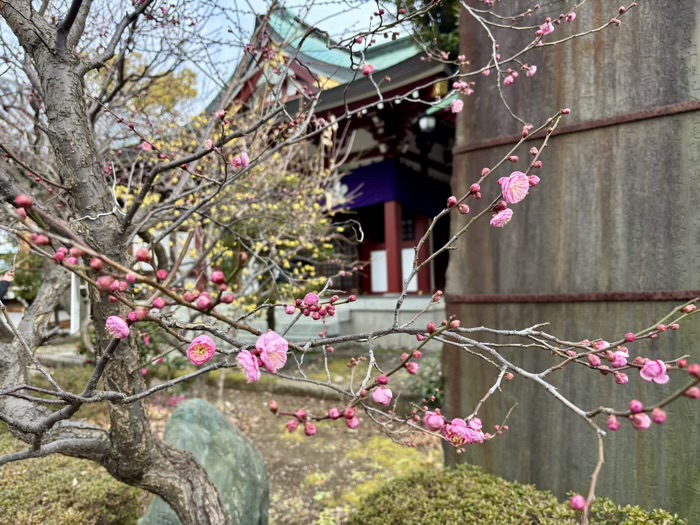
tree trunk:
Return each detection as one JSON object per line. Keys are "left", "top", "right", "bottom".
{"left": 0, "top": 4, "right": 231, "bottom": 522}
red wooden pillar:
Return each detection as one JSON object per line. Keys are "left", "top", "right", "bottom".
{"left": 384, "top": 201, "right": 403, "bottom": 293}
{"left": 416, "top": 215, "right": 431, "bottom": 293}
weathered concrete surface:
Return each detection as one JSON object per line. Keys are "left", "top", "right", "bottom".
{"left": 446, "top": 0, "right": 700, "bottom": 521}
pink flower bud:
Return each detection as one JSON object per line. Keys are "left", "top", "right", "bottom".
{"left": 141, "top": 368, "right": 148, "bottom": 376}
{"left": 16, "top": 208, "right": 27, "bottom": 221}
{"left": 54, "top": 251, "right": 66, "bottom": 263}
{"left": 127, "top": 312, "right": 138, "bottom": 323}
{"left": 470, "top": 183, "right": 480, "bottom": 194}
{"left": 688, "top": 363, "right": 700, "bottom": 379}
{"left": 570, "top": 495, "right": 586, "bottom": 511}
{"left": 286, "top": 420, "right": 299, "bottom": 432}
{"left": 614, "top": 372, "right": 628, "bottom": 385}
{"left": 304, "top": 422, "right": 317, "bottom": 437}
{"left": 344, "top": 407, "right": 356, "bottom": 419}
{"left": 624, "top": 332, "right": 636, "bottom": 342}
{"left": 684, "top": 387, "right": 700, "bottom": 399}
{"left": 328, "top": 407, "right": 341, "bottom": 420}
{"left": 412, "top": 350, "right": 422, "bottom": 360}
{"left": 126, "top": 273, "right": 137, "bottom": 284}
{"left": 377, "top": 375, "right": 389, "bottom": 385}
{"left": 630, "top": 412, "right": 651, "bottom": 431}
{"left": 106, "top": 316, "right": 130, "bottom": 339}
{"left": 423, "top": 410, "right": 446, "bottom": 432}
{"left": 587, "top": 354, "right": 601, "bottom": 367}
{"left": 527, "top": 175, "right": 540, "bottom": 187}
{"left": 457, "top": 204, "right": 470, "bottom": 215}
{"left": 89, "top": 258, "right": 103, "bottom": 271}
{"left": 670, "top": 323, "right": 680, "bottom": 331}
{"left": 362, "top": 64, "right": 374, "bottom": 76}
{"left": 221, "top": 293, "right": 234, "bottom": 304}
{"left": 15, "top": 194, "right": 33, "bottom": 208}
{"left": 211, "top": 270, "right": 225, "bottom": 284}
{"left": 607, "top": 415, "right": 621, "bottom": 431}
{"left": 427, "top": 322, "right": 436, "bottom": 334}
{"left": 35, "top": 235, "right": 50, "bottom": 246}
{"left": 268, "top": 400, "right": 279, "bottom": 414}
{"left": 197, "top": 294, "right": 213, "bottom": 311}
{"left": 348, "top": 295, "right": 357, "bottom": 302}
{"left": 346, "top": 416, "right": 360, "bottom": 429}
{"left": 405, "top": 362, "right": 419, "bottom": 375}
{"left": 682, "top": 304, "right": 697, "bottom": 314}
{"left": 156, "top": 269, "right": 168, "bottom": 281}
{"left": 135, "top": 247, "right": 151, "bottom": 263}
{"left": 651, "top": 408, "right": 667, "bottom": 425}
{"left": 447, "top": 196, "right": 458, "bottom": 208}
{"left": 152, "top": 297, "right": 166, "bottom": 309}
{"left": 504, "top": 75, "right": 515, "bottom": 86}
{"left": 372, "top": 386, "right": 393, "bottom": 406}
{"left": 96, "top": 275, "right": 115, "bottom": 291}
{"left": 285, "top": 305, "right": 296, "bottom": 315}
{"left": 183, "top": 291, "right": 197, "bottom": 302}
{"left": 304, "top": 293, "right": 319, "bottom": 306}
{"left": 629, "top": 399, "right": 644, "bottom": 413}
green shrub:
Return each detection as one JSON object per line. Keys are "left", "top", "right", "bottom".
{"left": 0, "top": 433, "right": 145, "bottom": 525}
{"left": 347, "top": 465, "right": 686, "bottom": 525}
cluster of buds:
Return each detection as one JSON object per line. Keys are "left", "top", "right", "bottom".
{"left": 269, "top": 401, "right": 360, "bottom": 437}
{"left": 400, "top": 349, "right": 422, "bottom": 375}
{"left": 285, "top": 292, "right": 353, "bottom": 321}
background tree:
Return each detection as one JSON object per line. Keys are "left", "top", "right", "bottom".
{"left": 0, "top": 2, "right": 697, "bottom": 525}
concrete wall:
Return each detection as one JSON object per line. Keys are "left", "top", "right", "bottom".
{"left": 445, "top": 0, "right": 700, "bottom": 520}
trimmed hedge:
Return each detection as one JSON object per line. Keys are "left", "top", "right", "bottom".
{"left": 347, "top": 465, "right": 687, "bottom": 525}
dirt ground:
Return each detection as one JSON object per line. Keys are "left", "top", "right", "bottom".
{"left": 149, "top": 386, "right": 443, "bottom": 525}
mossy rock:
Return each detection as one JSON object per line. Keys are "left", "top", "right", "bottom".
{"left": 0, "top": 432, "right": 145, "bottom": 525}
{"left": 347, "top": 464, "right": 687, "bottom": 525}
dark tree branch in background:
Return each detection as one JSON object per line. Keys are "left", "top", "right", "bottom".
{"left": 79, "top": 0, "right": 156, "bottom": 74}
{"left": 56, "top": 0, "right": 85, "bottom": 51}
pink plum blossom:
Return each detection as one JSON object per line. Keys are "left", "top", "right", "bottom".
{"left": 256, "top": 330, "right": 289, "bottom": 373}
{"left": 372, "top": 386, "right": 393, "bottom": 406}
{"left": 503, "top": 75, "right": 515, "bottom": 86}
{"left": 490, "top": 208, "right": 513, "bottom": 228}
{"left": 236, "top": 349, "right": 261, "bottom": 383}
{"left": 240, "top": 152, "right": 250, "bottom": 168}
{"left": 539, "top": 21, "right": 554, "bottom": 35}
{"left": 451, "top": 99, "right": 464, "bottom": 113}
{"left": 106, "top": 316, "right": 130, "bottom": 340}
{"left": 362, "top": 64, "right": 374, "bottom": 76}
{"left": 423, "top": 411, "right": 446, "bottom": 432}
{"left": 187, "top": 335, "right": 217, "bottom": 366}
{"left": 565, "top": 12, "right": 577, "bottom": 23}
{"left": 499, "top": 172, "right": 530, "bottom": 204}
{"left": 526, "top": 65, "right": 537, "bottom": 77}
{"left": 442, "top": 418, "right": 485, "bottom": 446}
{"left": 640, "top": 360, "right": 670, "bottom": 384}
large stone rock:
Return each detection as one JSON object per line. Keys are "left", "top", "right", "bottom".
{"left": 139, "top": 399, "right": 269, "bottom": 525}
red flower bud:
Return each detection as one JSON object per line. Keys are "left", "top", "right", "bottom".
{"left": 15, "top": 194, "right": 33, "bottom": 208}
{"left": 90, "top": 258, "right": 104, "bottom": 271}
{"left": 211, "top": 270, "right": 225, "bottom": 284}
{"left": 135, "top": 247, "right": 151, "bottom": 263}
